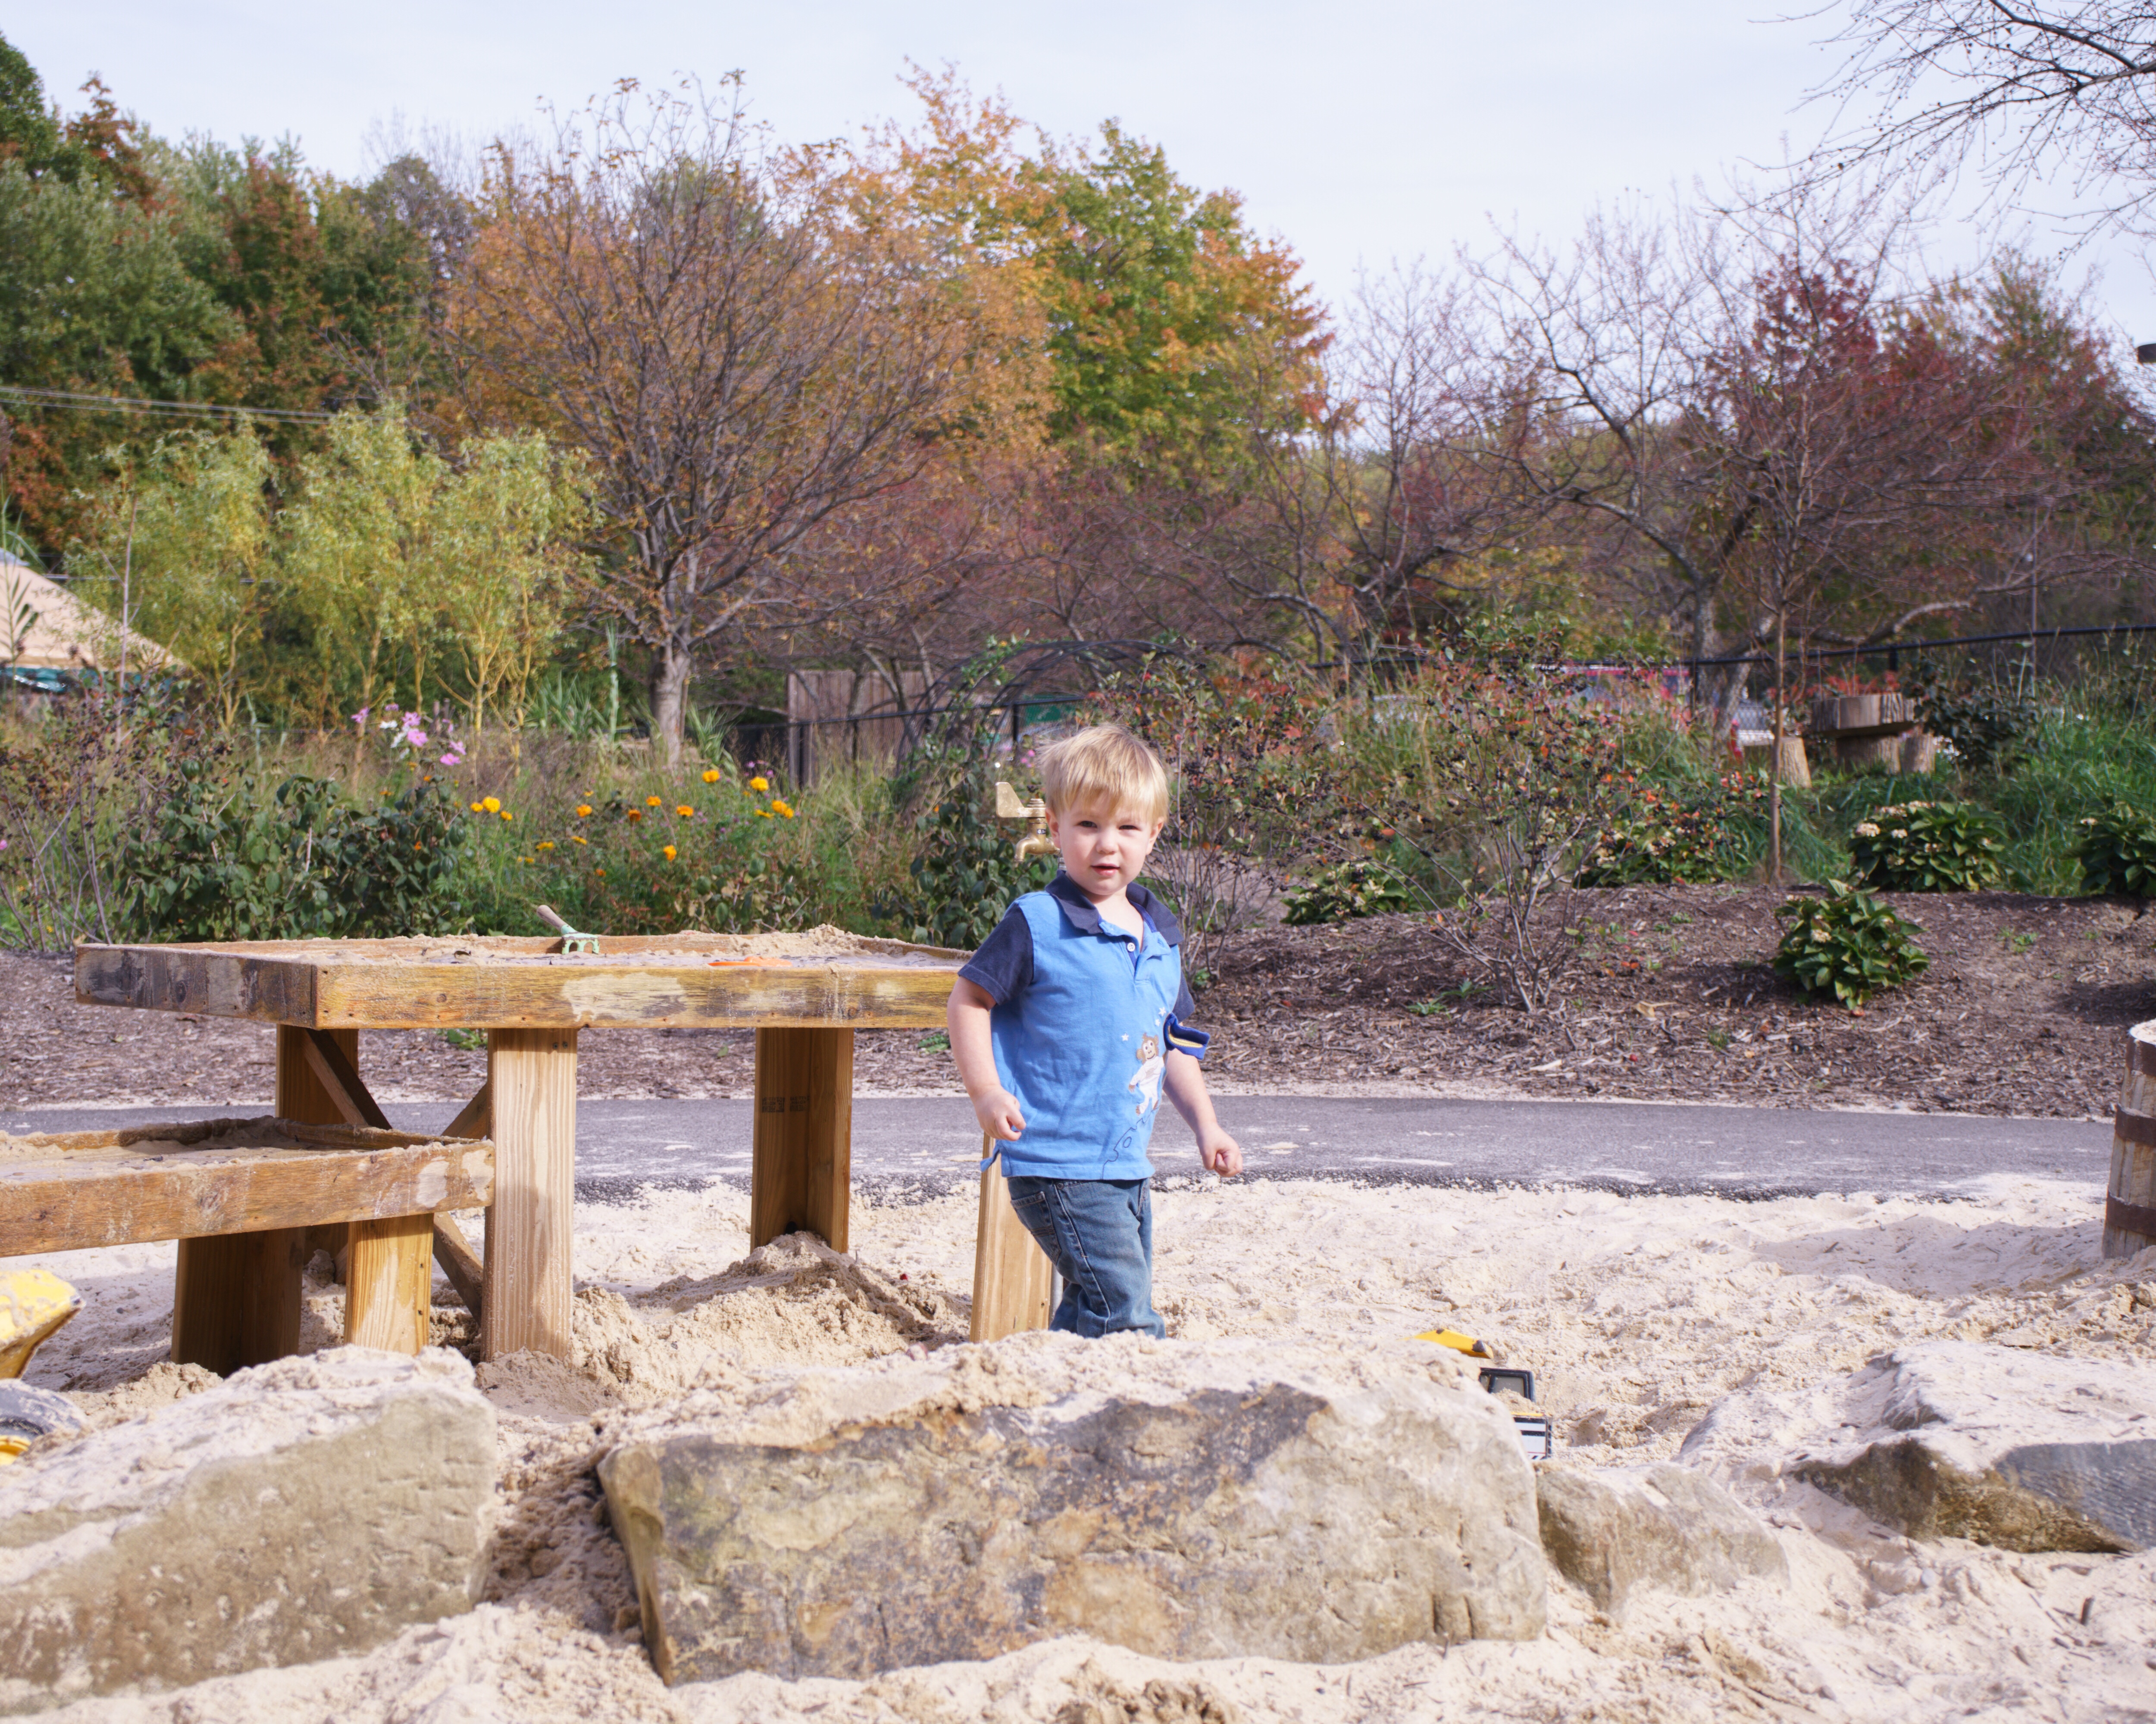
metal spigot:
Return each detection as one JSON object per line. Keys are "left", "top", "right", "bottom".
{"left": 994, "top": 781, "right": 1056, "bottom": 863}
{"left": 534, "top": 903, "right": 601, "bottom": 955}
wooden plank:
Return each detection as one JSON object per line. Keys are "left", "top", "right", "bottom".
{"left": 969, "top": 1144, "right": 1055, "bottom": 1343}
{"left": 748, "top": 1028, "right": 853, "bottom": 1252}
{"left": 171, "top": 1025, "right": 337, "bottom": 1371}
{"left": 444, "top": 1078, "right": 493, "bottom": 1142}
{"left": 482, "top": 1028, "right": 578, "bottom": 1361}
{"left": 0, "top": 1136, "right": 497, "bottom": 1256}
{"left": 433, "top": 1214, "right": 484, "bottom": 1320}
{"left": 75, "top": 938, "right": 964, "bottom": 1030}
{"left": 299, "top": 1028, "right": 392, "bottom": 1130}
{"left": 170, "top": 1227, "right": 307, "bottom": 1376}
{"left": 345, "top": 1212, "right": 435, "bottom": 1352}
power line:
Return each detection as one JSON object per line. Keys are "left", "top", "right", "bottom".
{"left": 0, "top": 385, "right": 335, "bottom": 425}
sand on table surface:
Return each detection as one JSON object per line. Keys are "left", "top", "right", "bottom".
{"left": 15, "top": 1167, "right": 2156, "bottom": 1723}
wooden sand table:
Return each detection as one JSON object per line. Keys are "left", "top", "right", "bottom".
{"left": 70, "top": 928, "right": 1058, "bottom": 1371}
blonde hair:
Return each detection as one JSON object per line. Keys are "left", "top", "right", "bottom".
{"left": 1037, "top": 724, "right": 1170, "bottom": 825}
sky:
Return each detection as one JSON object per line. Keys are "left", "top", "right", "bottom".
{"left": 14, "top": 1, "right": 2156, "bottom": 345}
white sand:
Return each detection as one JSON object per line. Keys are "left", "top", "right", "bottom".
{"left": 16, "top": 1170, "right": 2156, "bottom": 1723}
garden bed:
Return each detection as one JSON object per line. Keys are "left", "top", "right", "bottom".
{"left": 3, "top": 885, "right": 2150, "bottom": 1118}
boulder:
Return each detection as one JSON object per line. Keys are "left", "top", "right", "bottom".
{"left": 1534, "top": 1462, "right": 1787, "bottom": 1616}
{"left": 0, "top": 1347, "right": 495, "bottom": 1714}
{"left": 598, "top": 1334, "right": 1546, "bottom": 1684}
{"left": 1680, "top": 1340, "right": 2156, "bottom": 1554}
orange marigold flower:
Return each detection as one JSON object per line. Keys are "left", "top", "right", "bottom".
{"left": 571, "top": 834, "right": 588, "bottom": 845}
{"left": 537, "top": 840, "right": 555, "bottom": 851}
{"left": 499, "top": 809, "right": 513, "bottom": 822}
{"left": 662, "top": 844, "right": 677, "bottom": 861}
{"left": 626, "top": 809, "right": 642, "bottom": 821}
{"left": 701, "top": 768, "right": 721, "bottom": 784}
{"left": 645, "top": 795, "right": 662, "bottom": 807}
{"left": 771, "top": 798, "right": 795, "bottom": 819}
{"left": 482, "top": 796, "right": 501, "bottom": 814}
{"left": 468, "top": 801, "right": 484, "bottom": 813}
{"left": 575, "top": 804, "right": 593, "bottom": 818}
{"left": 748, "top": 776, "right": 769, "bottom": 793}
{"left": 676, "top": 804, "right": 694, "bottom": 818}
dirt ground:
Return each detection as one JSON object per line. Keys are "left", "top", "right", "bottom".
{"left": 3, "top": 885, "right": 2151, "bottom": 1115}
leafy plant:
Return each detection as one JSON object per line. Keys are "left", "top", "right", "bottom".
{"left": 896, "top": 775, "right": 1054, "bottom": 949}
{"left": 117, "top": 762, "right": 469, "bottom": 940}
{"left": 1773, "top": 884, "right": 1930, "bottom": 1007}
{"left": 1912, "top": 674, "right": 2035, "bottom": 775}
{"left": 1848, "top": 800, "right": 2005, "bottom": 892}
{"left": 1576, "top": 772, "right": 1768, "bottom": 886}
{"left": 1281, "top": 858, "right": 1414, "bottom": 924}
{"left": 2074, "top": 803, "right": 2156, "bottom": 898}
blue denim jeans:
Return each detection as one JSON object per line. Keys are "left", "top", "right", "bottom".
{"left": 1004, "top": 1176, "right": 1165, "bottom": 1339}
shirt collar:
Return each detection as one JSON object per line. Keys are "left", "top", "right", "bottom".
{"left": 1046, "top": 872, "right": 1183, "bottom": 946}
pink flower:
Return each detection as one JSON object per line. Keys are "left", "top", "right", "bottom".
{"left": 440, "top": 752, "right": 462, "bottom": 766}
{"left": 351, "top": 708, "right": 370, "bottom": 727}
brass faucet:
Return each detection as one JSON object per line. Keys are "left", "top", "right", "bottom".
{"left": 994, "top": 781, "right": 1056, "bottom": 863}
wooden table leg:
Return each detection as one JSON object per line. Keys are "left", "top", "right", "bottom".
{"left": 749, "top": 1028, "right": 853, "bottom": 1252}
{"left": 482, "top": 1028, "right": 578, "bottom": 1361}
{"left": 970, "top": 1141, "right": 1054, "bottom": 1343}
{"left": 171, "top": 1024, "right": 343, "bottom": 1372}
{"left": 346, "top": 1213, "right": 435, "bottom": 1352}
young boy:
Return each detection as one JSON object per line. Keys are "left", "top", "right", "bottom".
{"left": 946, "top": 724, "right": 1242, "bottom": 1339}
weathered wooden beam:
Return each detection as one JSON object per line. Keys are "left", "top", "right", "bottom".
{"left": 481, "top": 1027, "right": 578, "bottom": 1362}
{"left": 74, "top": 937, "right": 964, "bottom": 1030}
{"left": 298, "top": 1027, "right": 391, "bottom": 1131}
{"left": 748, "top": 1028, "right": 853, "bottom": 1252}
{"left": 432, "top": 1213, "right": 485, "bottom": 1321}
{"left": 0, "top": 1131, "right": 497, "bottom": 1257}
{"left": 443, "top": 1078, "right": 493, "bottom": 1143}
{"left": 969, "top": 1145, "right": 1055, "bottom": 1343}
{"left": 346, "top": 1212, "right": 435, "bottom": 1352}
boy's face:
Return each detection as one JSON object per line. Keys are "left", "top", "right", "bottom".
{"left": 1048, "top": 797, "right": 1164, "bottom": 903}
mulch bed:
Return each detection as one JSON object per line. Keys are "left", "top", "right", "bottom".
{"left": 4, "top": 886, "right": 2150, "bottom": 1117}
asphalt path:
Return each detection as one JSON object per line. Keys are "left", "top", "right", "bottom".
{"left": 4, "top": 1095, "right": 2111, "bottom": 1205}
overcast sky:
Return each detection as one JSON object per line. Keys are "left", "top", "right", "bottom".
{"left": 16, "top": 2, "right": 2155, "bottom": 344}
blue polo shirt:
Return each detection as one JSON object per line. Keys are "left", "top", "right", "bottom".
{"left": 960, "top": 875, "right": 1207, "bottom": 1180}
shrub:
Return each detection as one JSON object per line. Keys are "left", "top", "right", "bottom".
{"left": 896, "top": 773, "right": 1053, "bottom": 949}
{"left": 1848, "top": 800, "right": 2004, "bottom": 892}
{"left": 1281, "top": 859, "right": 1414, "bottom": 924}
{"left": 1773, "top": 884, "right": 1930, "bottom": 1007}
{"left": 1914, "top": 678, "right": 2036, "bottom": 775}
{"left": 119, "top": 763, "right": 468, "bottom": 941}
{"left": 2074, "top": 803, "right": 2156, "bottom": 898}
{"left": 1576, "top": 772, "right": 1768, "bottom": 887}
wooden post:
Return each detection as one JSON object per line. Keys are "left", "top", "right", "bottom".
{"left": 749, "top": 1028, "right": 853, "bottom": 1252}
{"left": 2106, "top": 1020, "right": 2156, "bottom": 1259}
{"left": 970, "top": 1141, "right": 1055, "bottom": 1343}
{"left": 482, "top": 1028, "right": 579, "bottom": 1361}
{"left": 345, "top": 1213, "right": 435, "bottom": 1352}
{"left": 170, "top": 1024, "right": 345, "bottom": 1371}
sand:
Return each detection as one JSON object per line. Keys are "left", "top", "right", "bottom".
{"left": 14, "top": 1168, "right": 2156, "bottom": 1723}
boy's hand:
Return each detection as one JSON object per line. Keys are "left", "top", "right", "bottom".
{"left": 1198, "top": 1128, "right": 1242, "bottom": 1178}
{"left": 971, "top": 1087, "right": 1026, "bottom": 1142}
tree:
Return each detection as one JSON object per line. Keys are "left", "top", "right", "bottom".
{"left": 77, "top": 425, "right": 274, "bottom": 726}
{"left": 1811, "top": 4, "right": 2156, "bottom": 239}
{"left": 449, "top": 81, "right": 986, "bottom": 761}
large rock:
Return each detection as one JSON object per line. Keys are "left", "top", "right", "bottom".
{"left": 1680, "top": 1340, "right": 2156, "bottom": 1554}
{"left": 1534, "top": 1462, "right": 1787, "bottom": 1616}
{"left": 0, "top": 1347, "right": 494, "bottom": 1714}
{"left": 598, "top": 1334, "right": 1546, "bottom": 1684}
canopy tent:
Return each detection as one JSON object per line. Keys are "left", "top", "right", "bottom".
{"left": 0, "top": 557, "right": 183, "bottom": 677}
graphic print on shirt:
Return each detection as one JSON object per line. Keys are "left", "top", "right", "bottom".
{"left": 1128, "top": 1032, "right": 1164, "bottom": 1118}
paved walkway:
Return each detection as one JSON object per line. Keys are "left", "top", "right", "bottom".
{"left": 6, "top": 1095, "right": 2110, "bottom": 1204}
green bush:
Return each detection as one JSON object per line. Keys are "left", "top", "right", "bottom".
{"left": 119, "top": 763, "right": 468, "bottom": 941}
{"left": 2074, "top": 803, "right": 2156, "bottom": 898}
{"left": 1913, "top": 675, "right": 2036, "bottom": 774}
{"left": 1848, "top": 800, "right": 2004, "bottom": 892}
{"left": 1281, "top": 858, "right": 1414, "bottom": 924}
{"left": 893, "top": 772, "right": 1054, "bottom": 949}
{"left": 1576, "top": 772, "right": 1768, "bottom": 886}
{"left": 1773, "top": 884, "right": 1930, "bottom": 1007}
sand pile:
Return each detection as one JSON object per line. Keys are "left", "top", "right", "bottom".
{"left": 13, "top": 1170, "right": 2156, "bottom": 1721}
